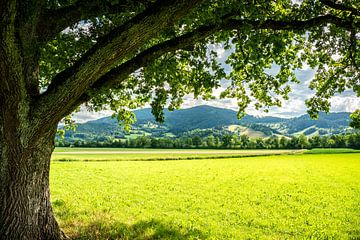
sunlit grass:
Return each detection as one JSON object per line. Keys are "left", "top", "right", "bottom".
{"left": 51, "top": 153, "right": 360, "bottom": 239}
{"left": 306, "top": 148, "right": 360, "bottom": 154}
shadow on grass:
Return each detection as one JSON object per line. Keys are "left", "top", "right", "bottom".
{"left": 71, "top": 218, "right": 207, "bottom": 240}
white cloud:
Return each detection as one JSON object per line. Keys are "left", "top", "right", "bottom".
{"left": 72, "top": 106, "right": 113, "bottom": 123}
{"left": 181, "top": 95, "right": 238, "bottom": 111}
{"left": 208, "top": 43, "right": 229, "bottom": 60}
{"left": 214, "top": 46, "right": 225, "bottom": 59}
{"left": 330, "top": 95, "right": 360, "bottom": 112}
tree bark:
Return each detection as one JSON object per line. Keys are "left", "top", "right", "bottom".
{"left": 0, "top": 2, "right": 65, "bottom": 237}
{"left": 0, "top": 126, "right": 67, "bottom": 239}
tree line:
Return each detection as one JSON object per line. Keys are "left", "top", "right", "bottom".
{"left": 56, "top": 133, "right": 360, "bottom": 150}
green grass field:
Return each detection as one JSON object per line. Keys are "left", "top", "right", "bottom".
{"left": 50, "top": 149, "right": 360, "bottom": 239}
{"left": 305, "top": 148, "right": 360, "bottom": 154}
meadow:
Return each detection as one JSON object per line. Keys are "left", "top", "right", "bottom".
{"left": 50, "top": 149, "right": 360, "bottom": 239}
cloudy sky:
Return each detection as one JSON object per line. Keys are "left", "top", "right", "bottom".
{"left": 73, "top": 46, "right": 360, "bottom": 123}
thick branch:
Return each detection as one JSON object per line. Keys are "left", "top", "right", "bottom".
{"left": 83, "top": 14, "right": 358, "bottom": 99}
{"left": 64, "top": 26, "right": 216, "bottom": 111}
{"left": 37, "top": 0, "right": 151, "bottom": 43}
{"left": 33, "top": 0, "right": 202, "bottom": 133}
{"left": 319, "top": 0, "right": 360, "bottom": 16}
{"left": 90, "top": 26, "right": 215, "bottom": 93}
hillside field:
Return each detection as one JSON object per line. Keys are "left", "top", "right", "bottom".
{"left": 50, "top": 149, "right": 360, "bottom": 239}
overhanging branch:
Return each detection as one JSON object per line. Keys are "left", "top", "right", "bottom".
{"left": 33, "top": 0, "right": 203, "bottom": 133}
{"left": 89, "top": 26, "right": 216, "bottom": 93}
{"left": 83, "top": 14, "right": 358, "bottom": 100}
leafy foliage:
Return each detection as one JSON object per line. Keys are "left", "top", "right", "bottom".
{"left": 39, "top": 0, "right": 359, "bottom": 124}
{"left": 350, "top": 109, "right": 360, "bottom": 129}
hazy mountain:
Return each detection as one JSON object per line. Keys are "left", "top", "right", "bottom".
{"left": 63, "top": 105, "right": 354, "bottom": 141}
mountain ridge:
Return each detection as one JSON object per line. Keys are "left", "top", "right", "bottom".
{"left": 63, "top": 105, "right": 353, "bottom": 141}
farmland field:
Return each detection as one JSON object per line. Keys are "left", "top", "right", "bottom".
{"left": 50, "top": 149, "right": 360, "bottom": 239}
{"left": 52, "top": 148, "right": 305, "bottom": 161}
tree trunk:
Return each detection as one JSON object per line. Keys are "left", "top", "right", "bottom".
{"left": 0, "top": 1, "right": 66, "bottom": 238}
{"left": 0, "top": 126, "right": 66, "bottom": 239}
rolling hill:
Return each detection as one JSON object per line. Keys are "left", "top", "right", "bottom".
{"left": 62, "top": 105, "right": 354, "bottom": 141}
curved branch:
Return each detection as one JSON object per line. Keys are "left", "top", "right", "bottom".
{"left": 83, "top": 15, "right": 358, "bottom": 104}
{"left": 66, "top": 25, "right": 216, "bottom": 110}
{"left": 90, "top": 26, "right": 216, "bottom": 93}
{"left": 83, "top": 14, "right": 358, "bottom": 99}
{"left": 32, "top": 0, "right": 203, "bottom": 133}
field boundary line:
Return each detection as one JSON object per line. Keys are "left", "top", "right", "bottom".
{"left": 52, "top": 151, "right": 306, "bottom": 162}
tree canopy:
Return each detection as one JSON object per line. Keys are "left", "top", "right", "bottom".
{"left": 35, "top": 0, "right": 360, "bottom": 129}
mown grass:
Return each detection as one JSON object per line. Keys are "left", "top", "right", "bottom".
{"left": 306, "top": 148, "right": 360, "bottom": 154}
{"left": 50, "top": 153, "right": 360, "bottom": 239}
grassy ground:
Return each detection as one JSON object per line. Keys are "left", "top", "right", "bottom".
{"left": 50, "top": 152, "right": 360, "bottom": 239}
{"left": 306, "top": 148, "right": 360, "bottom": 154}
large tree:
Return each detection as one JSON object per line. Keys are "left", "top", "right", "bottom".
{"left": 0, "top": 0, "right": 359, "bottom": 239}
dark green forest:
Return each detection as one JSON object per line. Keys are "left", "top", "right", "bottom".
{"left": 56, "top": 132, "right": 360, "bottom": 150}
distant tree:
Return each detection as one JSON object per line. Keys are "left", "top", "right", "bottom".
{"left": 280, "top": 137, "right": 289, "bottom": 149}
{"left": 185, "top": 137, "right": 193, "bottom": 148}
{"left": 331, "top": 135, "right": 346, "bottom": 148}
{"left": 264, "top": 138, "right": 273, "bottom": 149}
{"left": 297, "top": 134, "right": 310, "bottom": 149}
{"left": 255, "top": 138, "right": 265, "bottom": 149}
{"left": 136, "top": 135, "right": 151, "bottom": 147}
{"left": 222, "top": 134, "right": 235, "bottom": 148}
{"left": 287, "top": 137, "right": 297, "bottom": 149}
{"left": 129, "top": 138, "right": 137, "bottom": 148}
{"left": 350, "top": 110, "right": 360, "bottom": 129}
{"left": 272, "top": 137, "right": 281, "bottom": 149}
{"left": 309, "top": 135, "right": 322, "bottom": 148}
{"left": 206, "top": 135, "right": 216, "bottom": 148}
{"left": 348, "top": 134, "right": 360, "bottom": 149}
{"left": 214, "top": 137, "right": 221, "bottom": 148}
{"left": 327, "top": 138, "right": 336, "bottom": 148}
{"left": 239, "top": 135, "right": 250, "bottom": 149}
{"left": 319, "top": 136, "right": 333, "bottom": 148}
{"left": 173, "top": 138, "right": 183, "bottom": 148}
{"left": 192, "top": 136, "right": 202, "bottom": 148}
{"left": 151, "top": 138, "right": 159, "bottom": 148}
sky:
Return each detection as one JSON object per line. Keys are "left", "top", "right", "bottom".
{"left": 73, "top": 46, "right": 360, "bottom": 123}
